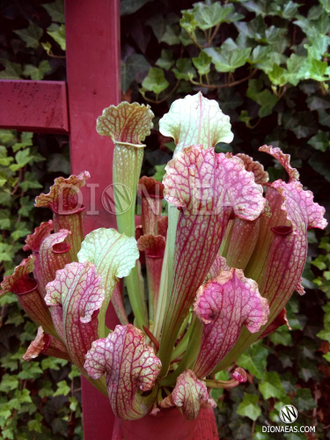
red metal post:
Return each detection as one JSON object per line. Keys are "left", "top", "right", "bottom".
{"left": 65, "top": 0, "right": 121, "bottom": 438}
{"left": 0, "top": 80, "right": 69, "bottom": 133}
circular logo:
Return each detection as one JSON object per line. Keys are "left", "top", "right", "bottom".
{"left": 101, "top": 184, "right": 132, "bottom": 215}
{"left": 279, "top": 405, "right": 298, "bottom": 424}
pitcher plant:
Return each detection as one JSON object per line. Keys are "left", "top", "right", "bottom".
{"left": 1, "top": 93, "right": 327, "bottom": 434}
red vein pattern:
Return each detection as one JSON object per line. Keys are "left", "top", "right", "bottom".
{"left": 96, "top": 102, "right": 154, "bottom": 145}
{"left": 23, "top": 220, "right": 54, "bottom": 252}
{"left": 45, "top": 262, "right": 105, "bottom": 377}
{"left": 221, "top": 217, "right": 261, "bottom": 270}
{"left": 259, "top": 145, "right": 300, "bottom": 182}
{"left": 236, "top": 153, "right": 269, "bottom": 185}
{"left": 84, "top": 324, "right": 162, "bottom": 420}
{"left": 35, "top": 171, "right": 89, "bottom": 260}
{"left": 193, "top": 268, "right": 269, "bottom": 378}
{"left": 37, "top": 229, "right": 72, "bottom": 296}
{"left": 161, "top": 370, "right": 216, "bottom": 421}
{"left": 159, "top": 92, "right": 233, "bottom": 154}
{"left": 0, "top": 256, "right": 56, "bottom": 336}
{"left": 138, "top": 235, "right": 166, "bottom": 314}
{"left": 158, "top": 146, "right": 266, "bottom": 366}
{"left": 215, "top": 148, "right": 327, "bottom": 371}
{"left": 257, "top": 179, "right": 327, "bottom": 323}
{"left": 35, "top": 171, "right": 90, "bottom": 213}
{"left": 23, "top": 326, "right": 70, "bottom": 361}
{"left": 77, "top": 228, "right": 139, "bottom": 331}
{"left": 139, "top": 176, "right": 164, "bottom": 235}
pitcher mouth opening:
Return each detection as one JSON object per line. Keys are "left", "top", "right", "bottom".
{"left": 52, "top": 205, "right": 86, "bottom": 216}
{"left": 14, "top": 278, "right": 38, "bottom": 295}
{"left": 52, "top": 242, "right": 71, "bottom": 254}
{"left": 271, "top": 225, "right": 293, "bottom": 236}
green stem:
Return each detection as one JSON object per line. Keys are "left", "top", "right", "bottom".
{"left": 159, "top": 318, "right": 202, "bottom": 387}
{"left": 125, "top": 266, "right": 148, "bottom": 330}
{"left": 113, "top": 142, "right": 144, "bottom": 238}
{"left": 171, "top": 315, "right": 194, "bottom": 361}
{"left": 153, "top": 205, "right": 179, "bottom": 341}
{"left": 205, "top": 378, "right": 239, "bottom": 389}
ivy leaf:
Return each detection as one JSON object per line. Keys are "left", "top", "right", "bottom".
{"left": 0, "top": 210, "right": 11, "bottom": 229}
{"left": 142, "top": 67, "right": 169, "bottom": 94}
{"left": 258, "top": 372, "right": 286, "bottom": 399}
{"left": 249, "top": 45, "right": 272, "bottom": 64}
{"left": 14, "top": 24, "right": 43, "bottom": 49}
{"left": 0, "top": 147, "right": 14, "bottom": 167}
{"left": 18, "top": 363, "right": 43, "bottom": 380}
{"left": 268, "top": 63, "right": 287, "bottom": 86}
{"left": 172, "top": 59, "right": 196, "bottom": 80}
{"left": 247, "top": 79, "right": 279, "bottom": 117}
{"left": 308, "top": 95, "right": 330, "bottom": 111}
{"left": 152, "top": 164, "right": 166, "bottom": 181}
{"left": 320, "top": 0, "right": 330, "bottom": 13}
{"left": 180, "top": 11, "right": 198, "bottom": 34}
{"left": 27, "top": 413, "right": 43, "bottom": 433}
{"left": 264, "top": 26, "right": 287, "bottom": 46}
{"left": 293, "top": 388, "right": 317, "bottom": 411}
{"left": 42, "top": 41, "right": 52, "bottom": 55}
{"left": 0, "top": 374, "right": 19, "bottom": 392}
{"left": 156, "top": 49, "right": 174, "bottom": 71}
{"left": 323, "top": 352, "right": 330, "bottom": 362}
{"left": 41, "top": 357, "right": 68, "bottom": 371}
{"left": 121, "top": 53, "right": 150, "bottom": 92}
{"left": 205, "top": 40, "right": 251, "bottom": 73}
{"left": 298, "top": 359, "right": 319, "bottom": 382}
{"left": 161, "top": 25, "right": 180, "bottom": 45}
{"left": 318, "top": 109, "right": 330, "bottom": 127}
{"left": 19, "top": 172, "right": 43, "bottom": 191}
{"left": 243, "top": 0, "right": 273, "bottom": 17}
{"left": 237, "top": 344, "right": 269, "bottom": 379}
{"left": 235, "top": 16, "right": 266, "bottom": 41}
{"left": 192, "top": 3, "right": 240, "bottom": 30}
{"left": 317, "top": 329, "right": 330, "bottom": 341}
{"left": 9, "top": 149, "right": 31, "bottom": 172}
{"left": 11, "top": 224, "right": 31, "bottom": 241}
{"left": 269, "top": 325, "right": 293, "bottom": 346}
{"left": 42, "top": 0, "right": 65, "bottom": 23}
{"left": 237, "top": 393, "right": 261, "bottom": 421}
{"left": 284, "top": 54, "right": 308, "bottom": 86}
{"left": 121, "top": 0, "right": 151, "bottom": 16}
{"left": 193, "top": 51, "right": 212, "bottom": 76}
{"left": 53, "top": 380, "right": 70, "bottom": 397}
{"left": 308, "top": 131, "right": 330, "bottom": 152}
{"left": 307, "top": 57, "right": 328, "bottom": 81}
{"left": 23, "top": 61, "right": 51, "bottom": 80}
{"left": 283, "top": 111, "right": 317, "bottom": 138}
{"left": 309, "top": 152, "right": 330, "bottom": 182}
{"left": 47, "top": 24, "right": 66, "bottom": 51}
{"left": 0, "top": 60, "right": 22, "bottom": 79}
{"left": 218, "top": 87, "right": 244, "bottom": 112}
{"left": 47, "top": 153, "right": 71, "bottom": 175}
{"left": 269, "top": 1, "right": 301, "bottom": 19}
{"left": 18, "top": 196, "right": 34, "bottom": 217}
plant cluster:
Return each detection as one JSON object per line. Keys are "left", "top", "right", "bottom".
{"left": 1, "top": 93, "right": 327, "bottom": 439}
{"left": 0, "top": 0, "right": 330, "bottom": 438}
{"left": 121, "top": 1, "right": 330, "bottom": 434}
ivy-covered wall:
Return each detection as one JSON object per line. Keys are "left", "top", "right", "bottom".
{"left": 1, "top": 0, "right": 330, "bottom": 438}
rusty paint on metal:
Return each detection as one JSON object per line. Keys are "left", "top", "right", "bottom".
{"left": 0, "top": 80, "right": 69, "bottom": 133}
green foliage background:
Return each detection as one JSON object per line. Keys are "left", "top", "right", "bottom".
{"left": 1, "top": 0, "right": 330, "bottom": 438}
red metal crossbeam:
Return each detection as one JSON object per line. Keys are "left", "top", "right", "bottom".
{"left": 0, "top": 80, "right": 69, "bottom": 134}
